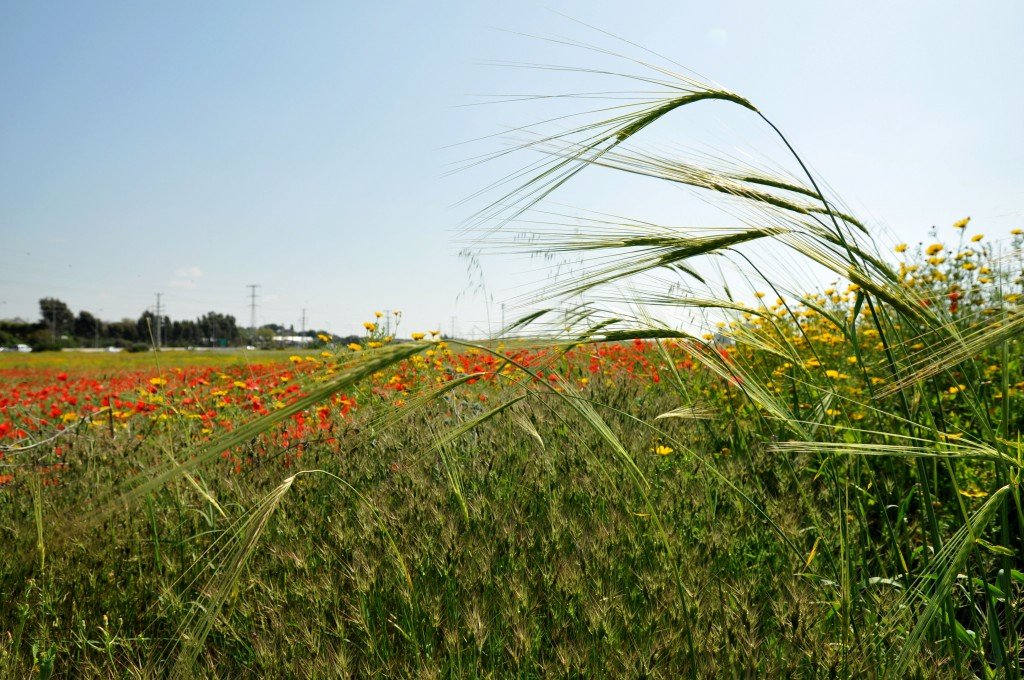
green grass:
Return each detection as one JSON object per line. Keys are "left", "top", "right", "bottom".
{"left": 0, "top": 349, "right": 301, "bottom": 374}
{"left": 1, "top": 379, "right": 878, "bottom": 677}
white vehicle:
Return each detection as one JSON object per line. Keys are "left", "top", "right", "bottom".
{"left": 16, "top": 344, "right": 32, "bottom": 353}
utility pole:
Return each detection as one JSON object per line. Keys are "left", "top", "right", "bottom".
{"left": 384, "top": 309, "right": 391, "bottom": 337}
{"left": 154, "top": 293, "right": 162, "bottom": 349}
{"left": 246, "top": 284, "right": 260, "bottom": 345}
{"left": 300, "top": 308, "right": 307, "bottom": 343}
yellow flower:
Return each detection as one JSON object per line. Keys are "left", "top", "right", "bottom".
{"left": 347, "top": 343, "right": 362, "bottom": 351}
{"left": 429, "top": 329, "right": 440, "bottom": 337}
{"left": 754, "top": 291, "right": 766, "bottom": 298}
{"left": 654, "top": 445, "right": 673, "bottom": 456}
{"left": 410, "top": 332, "right": 426, "bottom": 340}
{"left": 846, "top": 356, "right": 858, "bottom": 364}
{"left": 894, "top": 243, "right": 908, "bottom": 253}
{"left": 317, "top": 333, "right": 332, "bottom": 342}
{"left": 149, "top": 376, "right": 167, "bottom": 386}
{"left": 368, "top": 341, "right": 382, "bottom": 348}
{"left": 288, "top": 355, "right": 302, "bottom": 363}
{"left": 928, "top": 256, "right": 945, "bottom": 266}
{"left": 925, "top": 243, "right": 943, "bottom": 256}
{"left": 952, "top": 216, "right": 970, "bottom": 229}
{"left": 963, "top": 262, "right": 976, "bottom": 271}
{"left": 320, "top": 351, "right": 332, "bottom": 358}
{"left": 970, "top": 233, "right": 983, "bottom": 242}
{"left": 959, "top": 487, "right": 988, "bottom": 499}
{"left": 374, "top": 311, "right": 383, "bottom": 318}
{"left": 363, "top": 322, "right": 377, "bottom": 332}
{"left": 1012, "top": 228, "right": 1022, "bottom": 236}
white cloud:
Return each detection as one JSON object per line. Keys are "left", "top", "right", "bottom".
{"left": 174, "top": 265, "right": 204, "bottom": 278}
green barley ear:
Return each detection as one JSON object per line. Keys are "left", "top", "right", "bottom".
{"left": 470, "top": 35, "right": 1023, "bottom": 674}
{"left": 168, "top": 475, "right": 295, "bottom": 678}
{"left": 888, "top": 486, "right": 1011, "bottom": 677}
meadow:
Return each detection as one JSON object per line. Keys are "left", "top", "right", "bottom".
{"left": 3, "top": 59, "right": 1024, "bottom": 678}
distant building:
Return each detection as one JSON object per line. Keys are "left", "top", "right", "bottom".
{"left": 272, "top": 335, "right": 311, "bottom": 346}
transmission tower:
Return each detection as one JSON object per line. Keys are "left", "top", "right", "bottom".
{"left": 154, "top": 293, "right": 162, "bottom": 348}
{"left": 246, "top": 284, "right": 260, "bottom": 344}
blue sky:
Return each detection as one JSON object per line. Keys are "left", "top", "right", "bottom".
{"left": 2, "top": 2, "right": 1021, "bottom": 337}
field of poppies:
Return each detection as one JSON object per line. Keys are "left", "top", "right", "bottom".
{"left": 0, "top": 337, "right": 670, "bottom": 487}
{"left": 2, "top": 216, "right": 1023, "bottom": 676}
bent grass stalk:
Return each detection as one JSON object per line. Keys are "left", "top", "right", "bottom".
{"left": 475, "top": 48, "right": 1023, "bottom": 674}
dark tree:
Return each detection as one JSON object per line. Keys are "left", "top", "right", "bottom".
{"left": 136, "top": 311, "right": 171, "bottom": 345}
{"left": 39, "top": 297, "right": 74, "bottom": 338}
{"left": 105, "top": 319, "right": 139, "bottom": 343}
{"left": 197, "top": 312, "right": 239, "bottom": 346}
{"left": 168, "top": 319, "right": 196, "bottom": 345}
{"left": 73, "top": 311, "right": 100, "bottom": 341}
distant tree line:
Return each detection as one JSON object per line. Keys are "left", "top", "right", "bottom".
{"left": 0, "top": 298, "right": 327, "bottom": 351}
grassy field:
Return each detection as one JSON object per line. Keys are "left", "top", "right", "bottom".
{"left": 0, "top": 349, "right": 301, "bottom": 373}
{"left": 1, "top": 353, "right": 824, "bottom": 677}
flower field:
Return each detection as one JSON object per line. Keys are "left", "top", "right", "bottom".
{"left": 0, "top": 338, "right": 672, "bottom": 487}
{"left": 2, "top": 220, "right": 1023, "bottom": 676}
